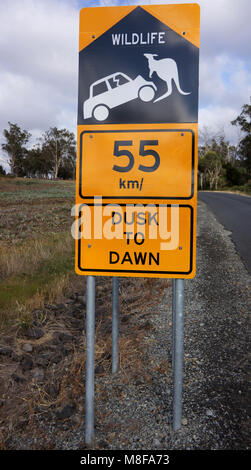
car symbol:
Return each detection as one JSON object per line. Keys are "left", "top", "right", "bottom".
{"left": 83, "top": 72, "right": 157, "bottom": 121}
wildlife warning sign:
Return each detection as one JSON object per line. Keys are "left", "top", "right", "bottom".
{"left": 75, "top": 3, "right": 200, "bottom": 278}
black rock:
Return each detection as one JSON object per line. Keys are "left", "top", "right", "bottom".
{"left": 121, "top": 315, "right": 130, "bottom": 323}
{"left": 0, "top": 346, "right": 13, "bottom": 357}
{"left": 59, "top": 332, "right": 73, "bottom": 343}
{"left": 53, "top": 332, "right": 73, "bottom": 344}
{"left": 20, "top": 354, "right": 33, "bottom": 371}
{"left": 56, "top": 403, "right": 76, "bottom": 420}
{"left": 45, "top": 383, "right": 59, "bottom": 399}
{"left": 51, "top": 353, "right": 62, "bottom": 364}
{"left": 98, "top": 439, "right": 108, "bottom": 449}
{"left": 25, "top": 327, "right": 44, "bottom": 340}
{"left": 56, "top": 303, "right": 66, "bottom": 310}
{"left": 78, "top": 296, "right": 86, "bottom": 306}
{"left": 11, "top": 373, "right": 26, "bottom": 383}
{"left": 35, "top": 353, "right": 51, "bottom": 368}
{"left": 69, "top": 318, "right": 84, "bottom": 329}
{"left": 95, "top": 364, "right": 105, "bottom": 374}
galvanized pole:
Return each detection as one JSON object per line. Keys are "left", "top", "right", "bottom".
{"left": 112, "top": 277, "right": 119, "bottom": 373}
{"left": 172, "top": 278, "right": 176, "bottom": 368}
{"left": 173, "top": 278, "right": 184, "bottom": 431}
{"left": 85, "top": 275, "right": 96, "bottom": 445}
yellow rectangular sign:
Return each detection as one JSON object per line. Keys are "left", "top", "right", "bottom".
{"left": 76, "top": 4, "right": 200, "bottom": 278}
{"left": 75, "top": 203, "right": 196, "bottom": 278}
{"left": 78, "top": 127, "right": 194, "bottom": 200}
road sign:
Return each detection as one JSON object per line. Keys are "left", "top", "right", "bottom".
{"left": 75, "top": 3, "right": 200, "bottom": 279}
{"left": 78, "top": 127, "right": 195, "bottom": 200}
{"left": 76, "top": 203, "right": 195, "bottom": 278}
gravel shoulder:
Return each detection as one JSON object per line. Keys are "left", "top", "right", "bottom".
{"left": 1, "top": 201, "right": 250, "bottom": 450}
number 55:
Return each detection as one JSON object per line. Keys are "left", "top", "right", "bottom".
{"left": 113, "top": 140, "right": 160, "bottom": 173}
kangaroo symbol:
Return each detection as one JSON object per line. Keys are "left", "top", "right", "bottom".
{"left": 144, "top": 53, "right": 191, "bottom": 103}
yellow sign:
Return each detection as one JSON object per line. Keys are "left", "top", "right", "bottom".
{"left": 78, "top": 126, "right": 195, "bottom": 200}
{"left": 75, "top": 203, "right": 196, "bottom": 278}
{"left": 75, "top": 4, "right": 200, "bottom": 278}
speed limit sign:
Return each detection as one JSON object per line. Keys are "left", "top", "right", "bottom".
{"left": 75, "top": 3, "right": 200, "bottom": 278}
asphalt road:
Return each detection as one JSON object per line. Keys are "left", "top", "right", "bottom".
{"left": 198, "top": 191, "right": 251, "bottom": 275}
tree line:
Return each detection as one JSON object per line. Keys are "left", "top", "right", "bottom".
{"left": 0, "top": 124, "right": 76, "bottom": 179}
{"left": 0, "top": 103, "right": 250, "bottom": 187}
{"left": 198, "top": 103, "right": 251, "bottom": 191}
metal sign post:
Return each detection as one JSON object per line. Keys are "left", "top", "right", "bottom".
{"left": 112, "top": 277, "right": 119, "bottom": 373}
{"left": 173, "top": 279, "right": 185, "bottom": 431}
{"left": 172, "top": 278, "right": 176, "bottom": 368}
{"left": 85, "top": 275, "right": 96, "bottom": 445}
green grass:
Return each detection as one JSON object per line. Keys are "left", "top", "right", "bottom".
{"left": 218, "top": 183, "right": 251, "bottom": 196}
{"left": 0, "top": 190, "right": 74, "bottom": 201}
{"left": 0, "top": 232, "right": 75, "bottom": 328}
{"left": 0, "top": 177, "right": 75, "bottom": 201}
{"left": 229, "top": 182, "right": 251, "bottom": 195}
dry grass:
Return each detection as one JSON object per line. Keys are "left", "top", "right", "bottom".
{"left": 0, "top": 232, "right": 73, "bottom": 280}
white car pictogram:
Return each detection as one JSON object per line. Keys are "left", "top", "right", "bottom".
{"left": 83, "top": 72, "right": 157, "bottom": 121}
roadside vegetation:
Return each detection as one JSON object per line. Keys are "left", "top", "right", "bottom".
{"left": 0, "top": 177, "right": 75, "bottom": 330}
{"left": 198, "top": 103, "right": 251, "bottom": 195}
{"left": 0, "top": 123, "right": 77, "bottom": 329}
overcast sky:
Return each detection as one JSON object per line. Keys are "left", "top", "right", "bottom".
{"left": 0, "top": 0, "right": 250, "bottom": 170}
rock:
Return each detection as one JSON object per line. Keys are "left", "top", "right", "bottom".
{"left": 100, "top": 351, "right": 111, "bottom": 361}
{"left": 97, "top": 285, "right": 105, "bottom": 293}
{"left": 44, "top": 304, "right": 54, "bottom": 309}
{"left": 59, "top": 332, "right": 73, "bottom": 343}
{"left": 206, "top": 409, "right": 215, "bottom": 417}
{"left": 98, "top": 439, "right": 108, "bottom": 448}
{"left": 121, "top": 315, "right": 130, "bottom": 323}
{"left": 135, "top": 376, "right": 145, "bottom": 386}
{"left": 96, "top": 306, "right": 107, "bottom": 316}
{"left": 78, "top": 296, "right": 86, "bottom": 306}
{"left": 10, "top": 352, "right": 19, "bottom": 362}
{"left": 21, "top": 343, "right": 33, "bottom": 353}
{"left": 139, "top": 321, "right": 152, "bottom": 330}
{"left": 3, "top": 336, "right": 15, "bottom": 346}
{"left": 11, "top": 373, "right": 26, "bottom": 383}
{"left": 53, "top": 332, "right": 73, "bottom": 344}
{"left": 95, "top": 364, "right": 105, "bottom": 374}
{"left": 69, "top": 318, "right": 83, "bottom": 329}
{"left": 56, "top": 303, "right": 66, "bottom": 310}
{"left": 0, "top": 345, "right": 13, "bottom": 357}
{"left": 56, "top": 403, "right": 76, "bottom": 420}
{"left": 32, "top": 368, "right": 44, "bottom": 381}
{"left": 35, "top": 353, "right": 50, "bottom": 368}
{"left": 153, "top": 438, "right": 161, "bottom": 448}
{"left": 45, "top": 384, "right": 59, "bottom": 399}
{"left": 73, "top": 303, "right": 82, "bottom": 309}
{"left": 182, "top": 418, "right": 188, "bottom": 425}
{"left": 51, "top": 353, "right": 62, "bottom": 364}
{"left": 71, "top": 310, "right": 83, "bottom": 319}
{"left": 61, "top": 344, "right": 73, "bottom": 356}
{"left": 25, "top": 327, "right": 44, "bottom": 340}
{"left": 20, "top": 354, "right": 33, "bottom": 371}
